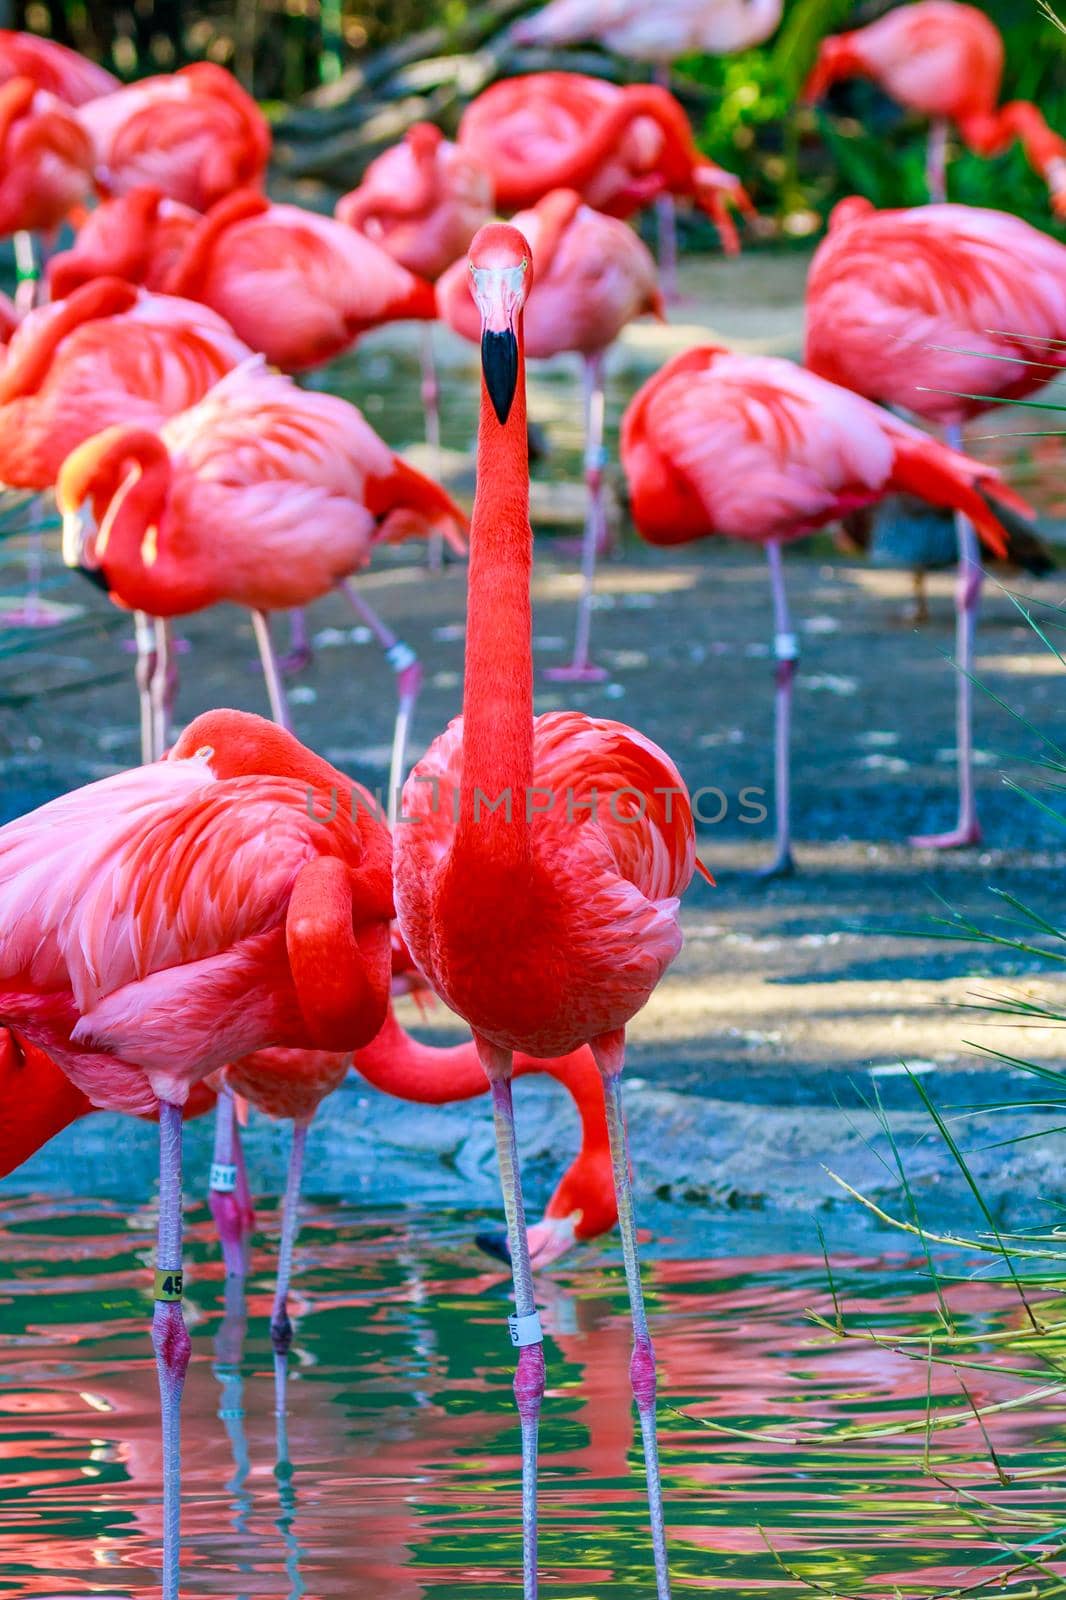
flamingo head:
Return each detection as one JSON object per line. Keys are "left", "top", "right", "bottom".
{"left": 468, "top": 222, "right": 533, "bottom": 424}
{"left": 477, "top": 1125, "right": 617, "bottom": 1270}
{"left": 170, "top": 709, "right": 355, "bottom": 795}
{"left": 57, "top": 424, "right": 170, "bottom": 588}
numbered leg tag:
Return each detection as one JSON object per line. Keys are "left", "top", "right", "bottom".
{"left": 154, "top": 1268, "right": 184, "bottom": 1303}
{"left": 508, "top": 1311, "right": 543, "bottom": 1348}
{"left": 386, "top": 641, "right": 418, "bottom": 674}
{"left": 210, "top": 1162, "right": 238, "bottom": 1193}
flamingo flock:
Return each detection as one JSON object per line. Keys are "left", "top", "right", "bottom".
{"left": 0, "top": 6, "right": 1063, "bottom": 1598}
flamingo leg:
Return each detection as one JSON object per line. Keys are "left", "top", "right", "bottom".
{"left": 280, "top": 608, "right": 314, "bottom": 676}
{"left": 271, "top": 1119, "right": 308, "bottom": 1418}
{"left": 149, "top": 619, "right": 176, "bottom": 760}
{"left": 650, "top": 64, "right": 680, "bottom": 301}
{"left": 339, "top": 578, "right": 422, "bottom": 822}
{"left": 421, "top": 325, "right": 446, "bottom": 574}
{"left": 209, "top": 1085, "right": 249, "bottom": 1280}
{"left": 592, "top": 1030, "right": 671, "bottom": 1600}
{"left": 926, "top": 118, "right": 949, "bottom": 203}
{"left": 251, "top": 610, "right": 295, "bottom": 731}
{"left": 910, "top": 431, "right": 983, "bottom": 849}
{"left": 132, "top": 612, "right": 158, "bottom": 764}
{"left": 213, "top": 1271, "right": 253, "bottom": 1534}
{"left": 546, "top": 352, "right": 608, "bottom": 684}
{"left": 760, "top": 540, "right": 797, "bottom": 877}
{"left": 481, "top": 1037, "right": 544, "bottom": 1600}
{"left": 152, "top": 1101, "right": 191, "bottom": 1600}
{"left": 14, "top": 231, "right": 38, "bottom": 314}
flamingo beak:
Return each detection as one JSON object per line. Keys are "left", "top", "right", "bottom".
{"left": 471, "top": 261, "right": 526, "bottom": 425}
{"left": 476, "top": 1213, "right": 578, "bottom": 1269}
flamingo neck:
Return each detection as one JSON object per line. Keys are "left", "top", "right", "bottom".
{"left": 455, "top": 315, "right": 533, "bottom": 869}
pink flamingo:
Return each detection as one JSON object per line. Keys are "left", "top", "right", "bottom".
{"left": 508, "top": 0, "right": 781, "bottom": 292}
{"left": 457, "top": 71, "right": 753, "bottom": 267}
{"left": 0, "top": 275, "right": 250, "bottom": 633}
{"left": 805, "top": 197, "right": 1066, "bottom": 848}
{"left": 0, "top": 28, "right": 118, "bottom": 104}
{"left": 0, "top": 286, "right": 17, "bottom": 343}
{"left": 621, "top": 346, "right": 1030, "bottom": 873}
{"left": 438, "top": 187, "right": 662, "bottom": 679}
{"left": 0, "top": 76, "right": 93, "bottom": 308}
{"left": 0, "top": 707, "right": 396, "bottom": 1600}
{"left": 804, "top": 1, "right": 1066, "bottom": 214}
{"left": 78, "top": 62, "right": 271, "bottom": 211}
{"left": 337, "top": 122, "right": 495, "bottom": 485}
{"left": 57, "top": 364, "right": 465, "bottom": 792}
{"left": 48, "top": 185, "right": 203, "bottom": 296}
{"left": 395, "top": 222, "right": 704, "bottom": 1599}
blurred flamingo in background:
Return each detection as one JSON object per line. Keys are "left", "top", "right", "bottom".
{"left": 58, "top": 365, "right": 465, "bottom": 785}
{"left": 0, "top": 276, "right": 250, "bottom": 634}
{"left": 805, "top": 197, "right": 1066, "bottom": 848}
{"left": 458, "top": 72, "right": 753, "bottom": 263}
{"left": 396, "top": 222, "right": 702, "bottom": 1600}
{"left": 338, "top": 121, "right": 495, "bottom": 502}
{"left": 0, "top": 77, "right": 93, "bottom": 307}
{"left": 0, "top": 288, "right": 17, "bottom": 343}
{"left": 438, "top": 187, "right": 662, "bottom": 679}
{"left": 804, "top": 1, "right": 1066, "bottom": 213}
{"left": 78, "top": 62, "right": 271, "bottom": 210}
{"left": 0, "top": 28, "right": 117, "bottom": 103}
{"left": 0, "top": 709, "right": 396, "bottom": 1600}
{"left": 621, "top": 346, "right": 1032, "bottom": 873}
{"left": 48, "top": 185, "right": 201, "bottom": 295}
{"left": 507, "top": 0, "right": 781, "bottom": 292}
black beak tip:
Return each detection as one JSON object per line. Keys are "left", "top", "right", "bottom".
{"left": 481, "top": 328, "right": 518, "bottom": 425}
{"left": 75, "top": 565, "right": 111, "bottom": 595}
{"left": 475, "top": 1229, "right": 512, "bottom": 1264}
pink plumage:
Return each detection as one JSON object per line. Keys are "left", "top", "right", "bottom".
{"left": 0, "top": 28, "right": 117, "bottom": 105}
{"left": 337, "top": 122, "right": 495, "bottom": 283}
{"left": 0, "top": 76, "right": 93, "bottom": 236}
{"left": 804, "top": 198, "right": 1066, "bottom": 426}
{"left": 437, "top": 187, "right": 661, "bottom": 357}
{"left": 0, "top": 277, "right": 252, "bottom": 490}
{"left": 510, "top": 0, "right": 783, "bottom": 60}
{"left": 48, "top": 187, "right": 199, "bottom": 298}
{"left": 78, "top": 63, "right": 271, "bottom": 211}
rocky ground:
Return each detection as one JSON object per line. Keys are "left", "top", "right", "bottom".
{"left": 2, "top": 249, "right": 1064, "bottom": 1239}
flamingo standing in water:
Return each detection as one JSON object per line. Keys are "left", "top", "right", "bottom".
{"left": 458, "top": 71, "right": 753, "bottom": 266}
{"left": 804, "top": 1, "right": 1066, "bottom": 213}
{"left": 395, "top": 222, "right": 703, "bottom": 1599}
{"left": 0, "top": 708, "right": 395, "bottom": 1600}
{"left": 0, "top": 275, "right": 250, "bottom": 634}
{"left": 805, "top": 198, "right": 1066, "bottom": 848}
{"left": 338, "top": 121, "right": 495, "bottom": 499}
{"left": 507, "top": 0, "right": 781, "bottom": 293}
{"left": 438, "top": 187, "right": 662, "bottom": 678}
{"left": 0, "top": 76, "right": 94, "bottom": 308}
{"left": 77, "top": 62, "right": 271, "bottom": 211}
{"left": 620, "top": 346, "right": 1032, "bottom": 872}
{"left": 58, "top": 364, "right": 465, "bottom": 789}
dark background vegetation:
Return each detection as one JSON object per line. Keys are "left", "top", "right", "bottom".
{"left": 4, "top": 0, "right": 1065, "bottom": 224}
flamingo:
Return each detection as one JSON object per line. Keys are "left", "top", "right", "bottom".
{"left": 438, "top": 187, "right": 662, "bottom": 679}
{"left": 507, "top": 0, "right": 781, "bottom": 292}
{"left": 337, "top": 122, "right": 496, "bottom": 491}
{"left": 0, "top": 28, "right": 118, "bottom": 104}
{"left": 457, "top": 72, "right": 753, "bottom": 263}
{"left": 57, "top": 364, "right": 465, "bottom": 791}
{"left": 394, "top": 222, "right": 703, "bottom": 1600}
{"left": 49, "top": 186, "right": 441, "bottom": 672}
{"left": 805, "top": 197, "right": 1066, "bottom": 848}
{"left": 804, "top": 1, "right": 1066, "bottom": 215}
{"left": 0, "top": 76, "right": 94, "bottom": 309}
{"left": 78, "top": 62, "right": 271, "bottom": 212}
{"left": 0, "top": 275, "right": 250, "bottom": 637}
{"left": 620, "top": 346, "right": 1032, "bottom": 873}
{"left": 0, "top": 286, "right": 16, "bottom": 343}
{"left": 0, "top": 707, "right": 396, "bottom": 1600}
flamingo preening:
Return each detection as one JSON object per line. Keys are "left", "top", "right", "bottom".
{"left": 805, "top": 198, "right": 1066, "bottom": 847}
{"left": 395, "top": 222, "right": 702, "bottom": 1600}
{"left": 58, "top": 364, "right": 465, "bottom": 789}
{"left": 437, "top": 187, "right": 662, "bottom": 679}
{"left": 0, "top": 709, "right": 396, "bottom": 1600}
{"left": 804, "top": 1, "right": 1066, "bottom": 214}
{"left": 620, "top": 346, "right": 1032, "bottom": 873}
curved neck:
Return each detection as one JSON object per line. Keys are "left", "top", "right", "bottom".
{"left": 164, "top": 191, "right": 266, "bottom": 297}
{"left": 496, "top": 86, "right": 699, "bottom": 198}
{"left": 0, "top": 284, "right": 136, "bottom": 403}
{"left": 454, "top": 311, "right": 533, "bottom": 868}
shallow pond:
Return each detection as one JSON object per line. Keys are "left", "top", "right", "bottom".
{"left": 1, "top": 1192, "right": 1062, "bottom": 1598}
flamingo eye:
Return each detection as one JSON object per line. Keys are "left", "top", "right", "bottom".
{"left": 195, "top": 745, "right": 214, "bottom": 759}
